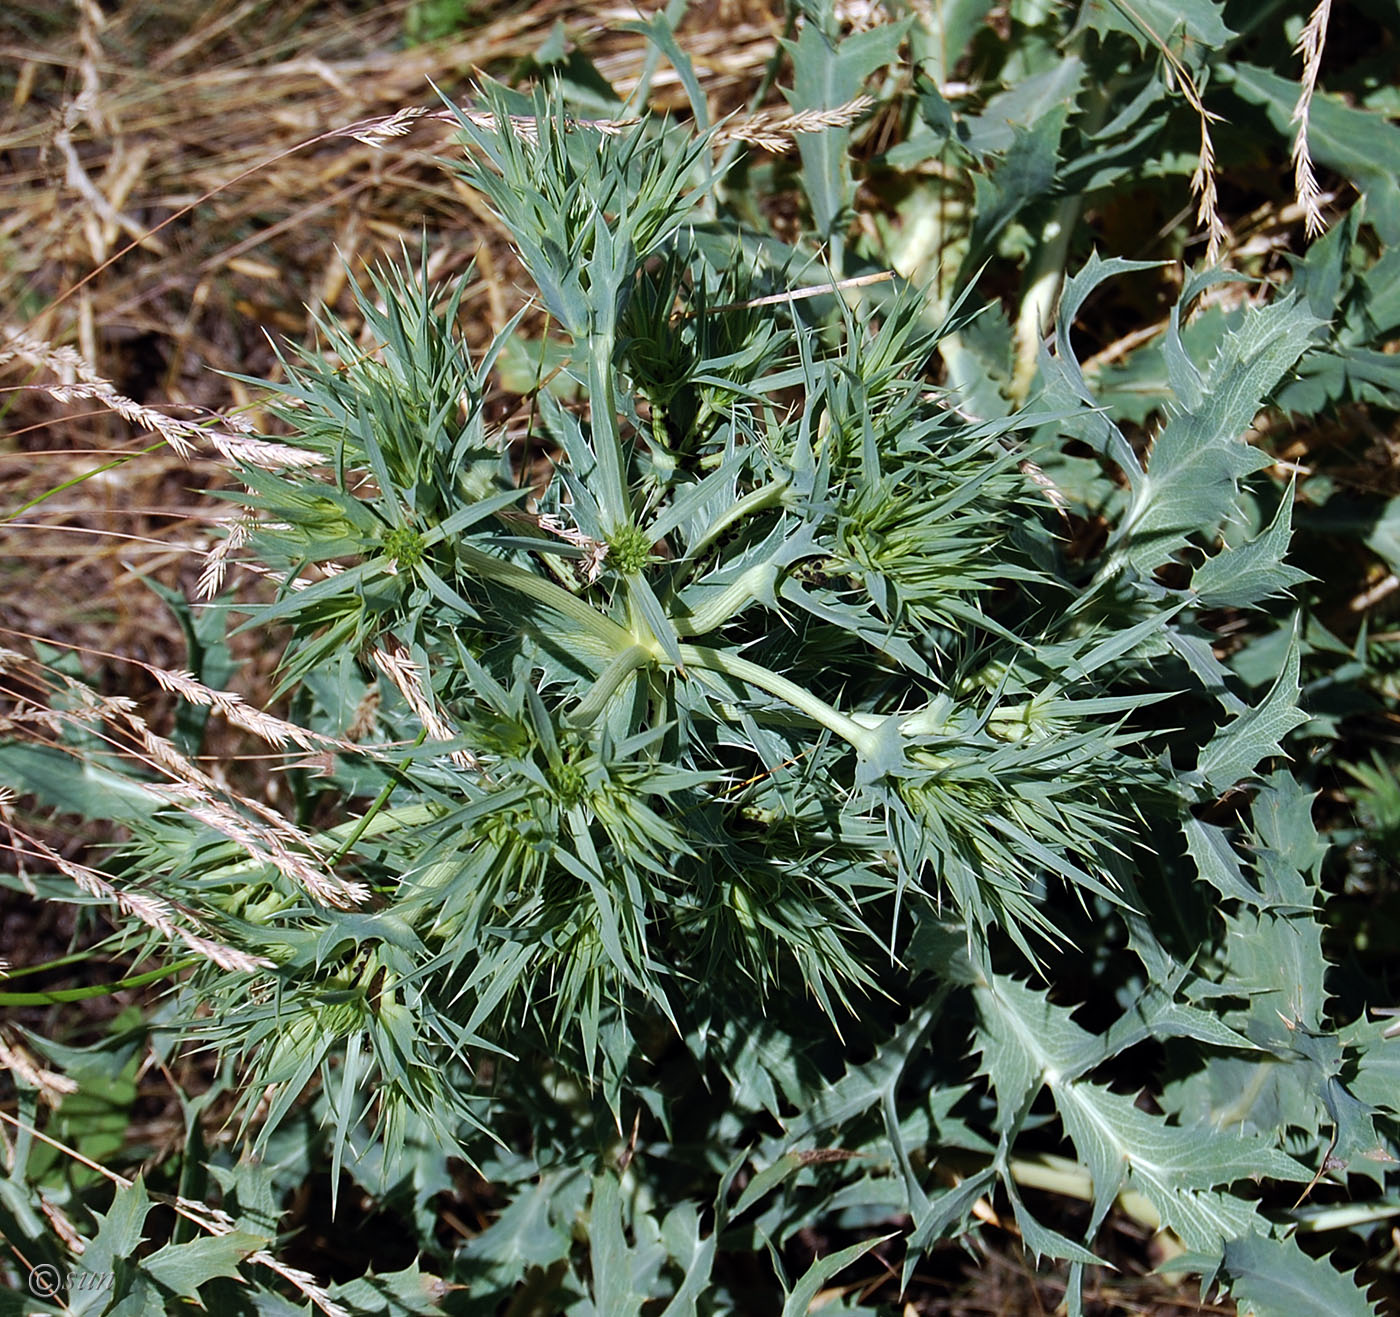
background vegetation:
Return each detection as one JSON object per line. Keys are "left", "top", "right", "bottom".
{"left": 2, "top": 1, "right": 1399, "bottom": 1313}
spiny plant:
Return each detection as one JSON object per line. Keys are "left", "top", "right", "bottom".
{"left": 3, "top": 7, "right": 1399, "bottom": 1314}
{"left": 157, "top": 91, "right": 1177, "bottom": 1107}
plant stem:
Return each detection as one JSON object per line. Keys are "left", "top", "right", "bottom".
{"left": 0, "top": 957, "right": 199, "bottom": 1005}
{"left": 673, "top": 562, "right": 779, "bottom": 636}
{"left": 568, "top": 643, "right": 653, "bottom": 727}
{"left": 678, "top": 644, "right": 879, "bottom": 755}
{"left": 587, "top": 330, "right": 631, "bottom": 529}
{"left": 1009, "top": 204, "right": 1078, "bottom": 406}
{"left": 326, "top": 727, "right": 429, "bottom": 868}
{"left": 685, "top": 479, "right": 789, "bottom": 562}
{"left": 454, "top": 541, "right": 633, "bottom": 654}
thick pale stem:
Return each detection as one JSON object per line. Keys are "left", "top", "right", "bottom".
{"left": 685, "top": 479, "right": 789, "bottom": 561}
{"left": 453, "top": 542, "right": 632, "bottom": 654}
{"left": 1009, "top": 205, "right": 1078, "bottom": 406}
{"left": 674, "top": 563, "right": 778, "bottom": 636}
{"left": 568, "top": 643, "right": 653, "bottom": 727}
{"left": 587, "top": 332, "right": 630, "bottom": 529}
{"left": 678, "top": 644, "right": 879, "bottom": 755}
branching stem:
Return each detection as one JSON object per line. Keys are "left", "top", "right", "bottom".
{"left": 679, "top": 643, "right": 879, "bottom": 755}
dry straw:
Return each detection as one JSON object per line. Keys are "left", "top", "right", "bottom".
{"left": 1105, "top": 2, "right": 1229, "bottom": 263}
{"left": 16, "top": 832, "right": 270, "bottom": 975}
{"left": 1, "top": 326, "right": 321, "bottom": 469}
{"left": 343, "top": 93, "right": 874, "bottom": 154}
{"left": 0, "top": 644, "right": 367, "bottom": 910}
{"left": 1290, "top": 0, "right": 1333, "bottom": 239}
{"left": 0, "top": 1030, "right": 80, "bottom": 1104}
{"left": 372, "top": 637, "right": 478, "bottom": 770}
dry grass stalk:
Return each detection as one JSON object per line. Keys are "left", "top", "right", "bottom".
{"left": 174, "top": 793, "right": 368, "bottom": 911}
{"left": 537, "top": 512, "right": 609, "bottom": 584}
{"left": 36, "top": 1193, "right": 87, "bottom": 1255}
{"left": 346, "top": 94, "right": 874, "bottom": 156}
{"left": 711, "top": 95, "right": 875, "bottom": 151}
{"left": 210, "top": 555, "right": 345, "bottom": 596}
{"left": 197, "top": 515, "right": 254, "bottom": 598}
{"left": 372, "top": 637, "right": 477, "bottom": 770}
{"left": 1109, "top": 2, "right": 1228, "bottom": 263}
{"left": 1290, "top": 0, "right": 1333, "bottom": 239}
{"left": 1189, "top": 112, "right": 1229, "bottom": 266}
{"left": 147, "top": 664, "right": 361, "bottom": 754}
{"left": 0, "top": 785, "right": 29, "bottom": 896}
{"left": 0, "top": 645, "right": 366, "bottom": 910}
{"left": 1, "top": 326, "right": 320, "bottom": 468}
{"left": 0, "top": 1031, "right": 80, "bottom": 1103}
{"left": 1350, "top": 572, "right": 1398, "bottom": 612}
{"left": 345, "top": 686, "right": 382, "bottom": 743}
{"left": 17, "top": 831, "right": 271, "bottom": 975}
{"left": 673, "top": 268, "right": 894, "bottom": 320}
{"left": 341, "top": 105, "right": 639, "bottom": 150}
{"left": 498, "top": 507, "right": 609, "bottom": 584}
{"left": 120, "top": 709, "right": 368, "bottom": 909}
{"left": 2, "top": 634, "right": 381, "bottom": 762}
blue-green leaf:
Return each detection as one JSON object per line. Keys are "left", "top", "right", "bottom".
{"left": 1222, "top": 1233, "right": 1380, "bottom": 1317}
{"left": 1191, "top": 487, "right": 1310, "bottom": 608}
{"left": 780, "top": 1233, "right": 892, "bottom": 1317}
{"left": 1198, "top": 633, "right": 1308, "bottom": 792}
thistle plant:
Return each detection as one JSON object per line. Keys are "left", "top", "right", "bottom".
{"left": 4, "top": 47, "right": 1397, "bottom": 1316}
{"left": 174, "top": 89, "right": 1177, "bottom": 1104}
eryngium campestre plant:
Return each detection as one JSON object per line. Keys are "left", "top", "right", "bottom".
{"left": 104, "top": 90, "right": 1307, "bottom": 1179}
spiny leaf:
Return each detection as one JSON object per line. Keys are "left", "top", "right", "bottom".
{"left": 1072, "top": 0, "right": 1232, "bottom": 55}
{"left": 141, "top": 1233, "right": 264, "bottom": 1302}
{"left": 973, "top": 975, "right": 1306, "bottom": 1249}
{"left": 328, "top": 1261, "right": 451, "bottom": 1316}
{"left": 1119, "top": 295, "right": 1320, "bottom": 573}
{"left": 780, "top": 1233, "right": 893, "bottom": 1317}
{"left": 1190, "top": 488, "right": 1311, "bottom": 609}
{"left": 587, "top": 1173, "right": 666, "bottom": 1317}
{"left": 1222, "top": 1233, "right": 1380, "bottom": 1317}
{"left": 781, "top": 20, "right": 903, "bottom": 242}
{"left": 1197, "top": 633, "right": 1309, "bottom": 792}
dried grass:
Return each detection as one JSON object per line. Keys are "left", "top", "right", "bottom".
{"left": 1290, "top": 0, "right": 1333, "bottom": 240}
{"left": 372, "top": 636, "right": 476, "bottom": 769}
{"left": 0, "top": 1029, "right": 80, "bottom": 1103}
{"left": 0, "top": 643, "right": 367, "bottom": 910}
{"left": 0, "top": 0, "right": 804, "bottom": 706}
